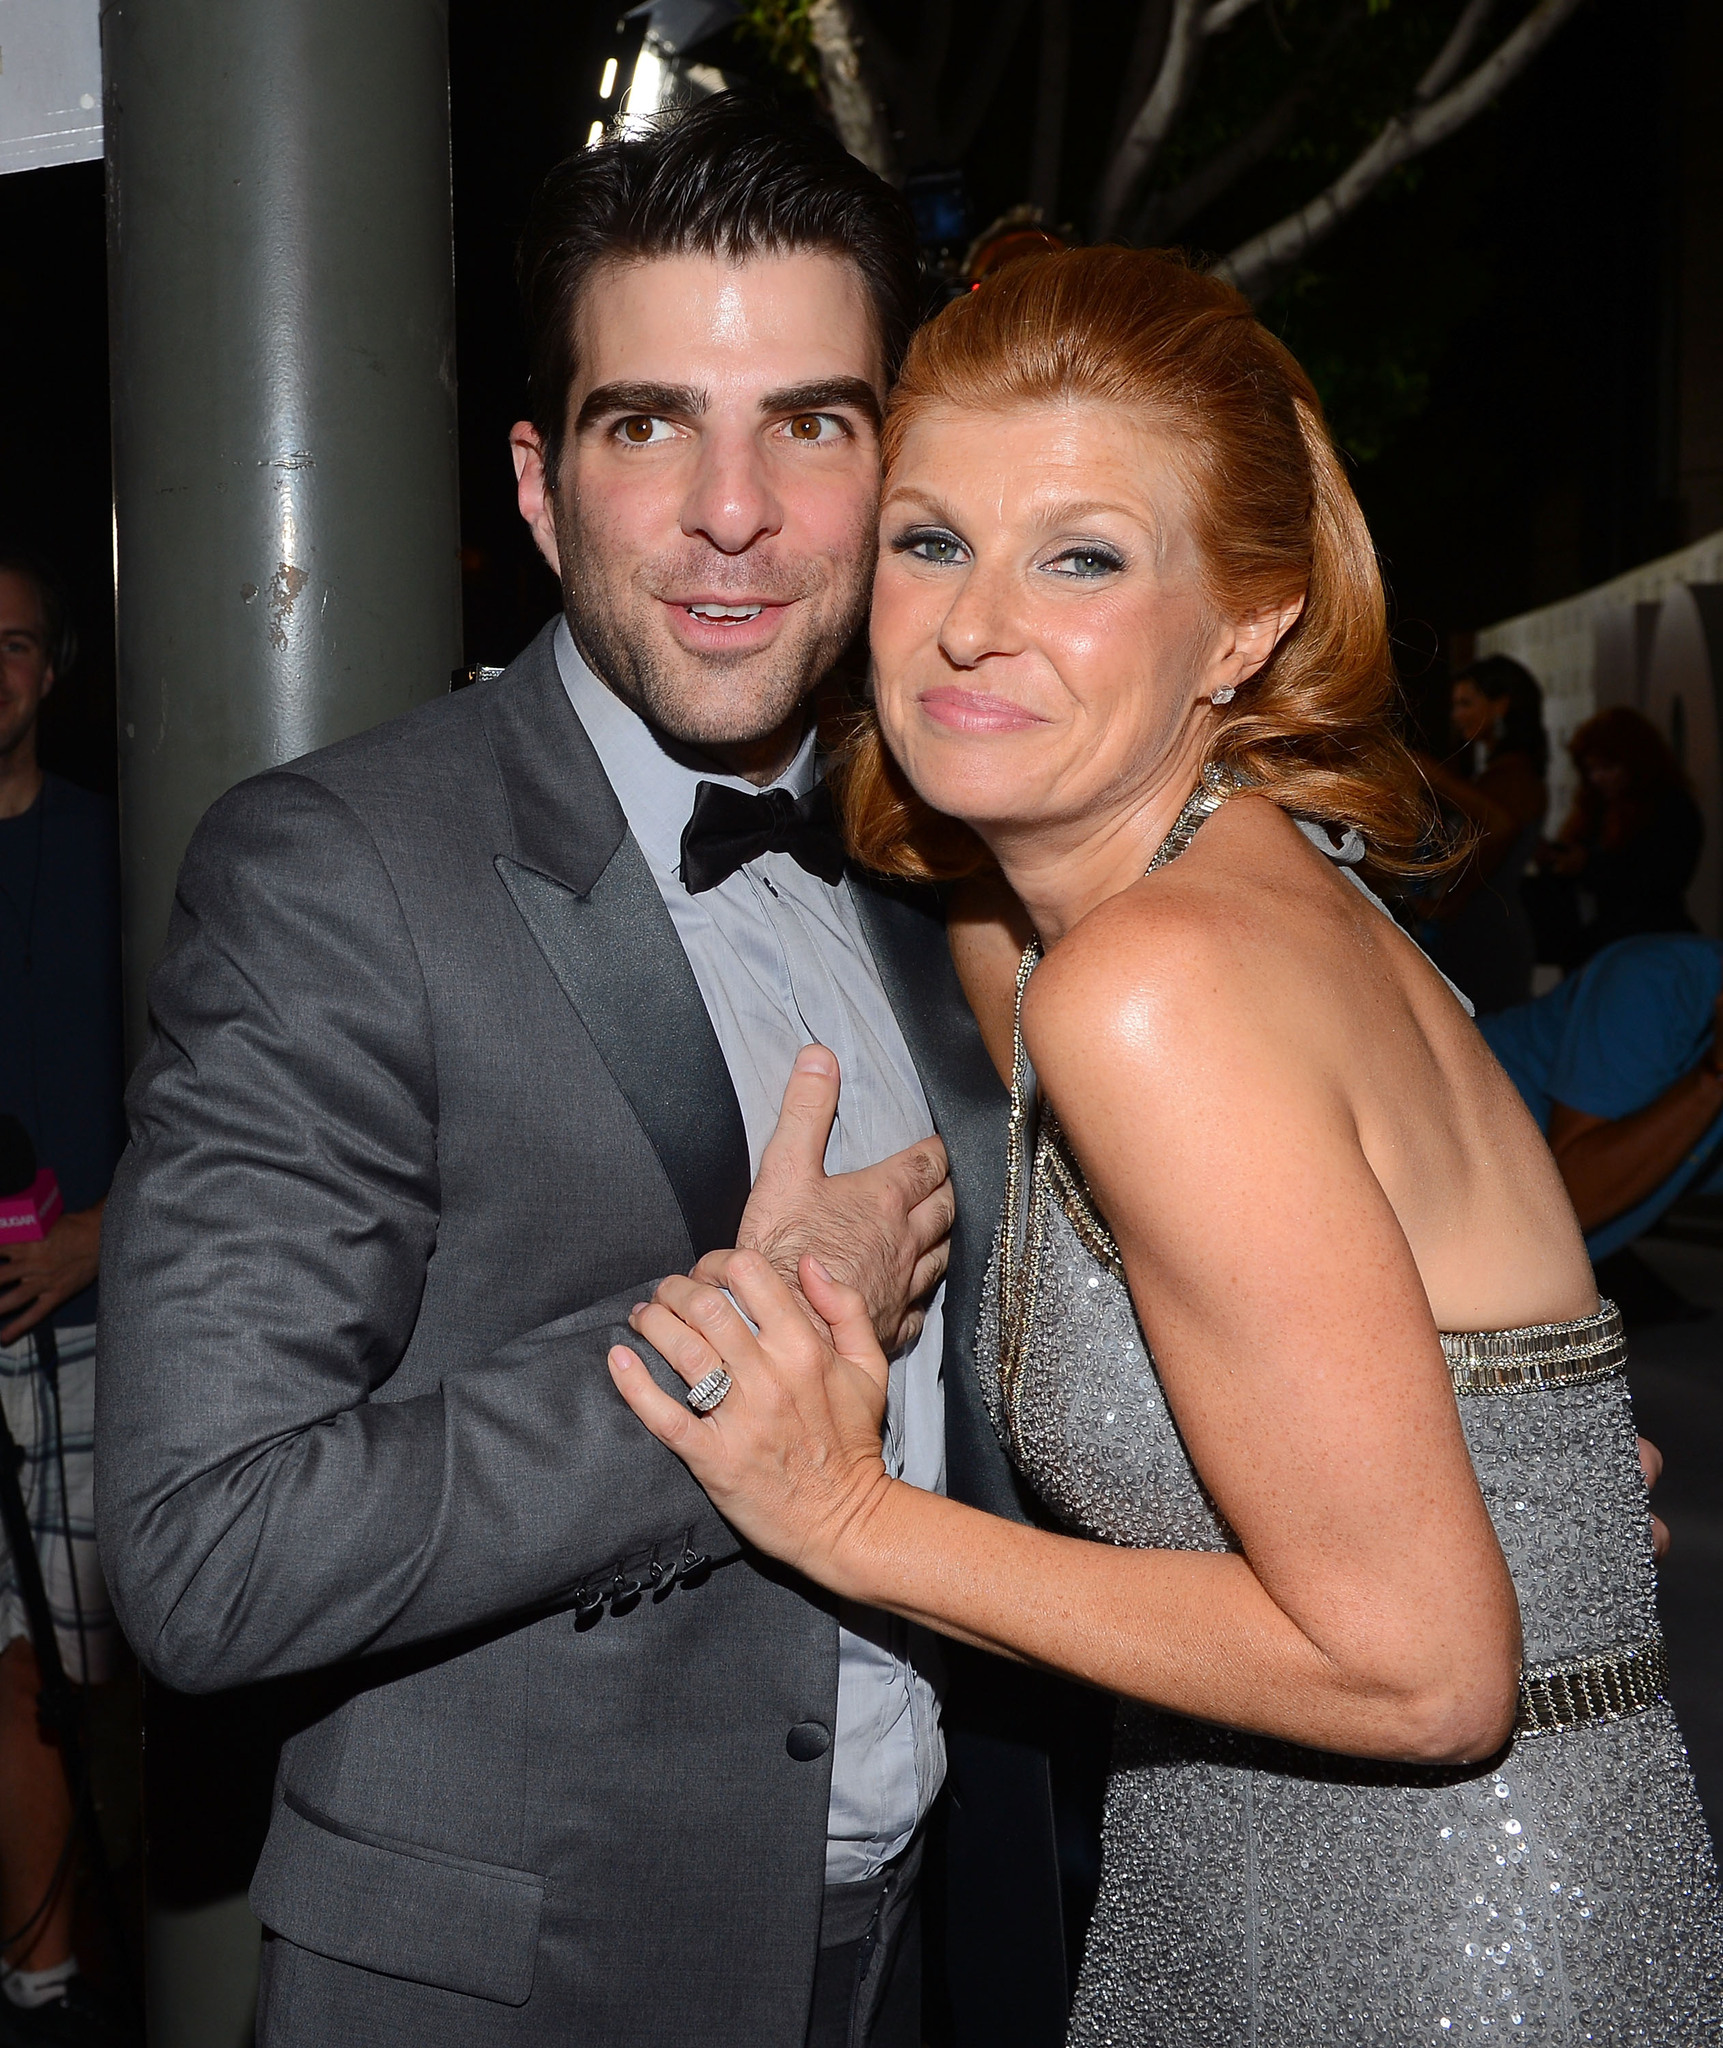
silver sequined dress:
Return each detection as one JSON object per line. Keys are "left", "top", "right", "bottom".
{"left": 979, "top": 785, "right": 1723, "bottom": 2046}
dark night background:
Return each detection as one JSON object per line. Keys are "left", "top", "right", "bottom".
{"left": 1, "top": 0, "right": 1717, "bottom": 792}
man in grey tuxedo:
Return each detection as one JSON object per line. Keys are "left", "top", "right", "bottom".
{"left": 97, "top": 98, "right": 1075, "bottom": 2048}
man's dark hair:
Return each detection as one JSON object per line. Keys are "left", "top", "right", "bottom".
{"left": 0, "top": 550, "right": 76, "bottom": 678}
{"left": 516, "top": 93, "right": 922, "bottom": 480}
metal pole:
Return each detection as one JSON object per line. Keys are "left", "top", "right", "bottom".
{"left": 103, "top": 0, "right": 461, "bottom": 1061}
{"left": 101, "top": 8, "right": 459, "bottom": 2036}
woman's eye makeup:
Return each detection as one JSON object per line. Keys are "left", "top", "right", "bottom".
{"left": 891, "top": 526, "right": 970, "bottom": 566}
{"left": 1044, "top": 542, "right": 1125, "bottom": 579}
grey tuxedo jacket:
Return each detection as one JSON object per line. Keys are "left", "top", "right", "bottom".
{"left": 96, "top": 621, "right": 1051, "bottom": 2047}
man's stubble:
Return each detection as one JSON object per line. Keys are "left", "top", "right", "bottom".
{"left": 552, "top": 486, "right": 876, "bottom": 750}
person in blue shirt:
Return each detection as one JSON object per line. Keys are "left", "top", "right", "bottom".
{"left": 1478, "top": 933, "right": 1723, "bottom": 1262}
{"left": 0, "top": 552, "right": 125, "bottom": 2043}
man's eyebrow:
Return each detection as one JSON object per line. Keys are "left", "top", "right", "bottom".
{"left": 575, "top": 381, "right": 707, "bottom": 431}
{"left": 759, "top": 379, "right": 883, "bottom": 427}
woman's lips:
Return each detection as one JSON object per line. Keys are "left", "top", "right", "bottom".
{"left": 917, "top": 685, "right": 1048, "bottom": 733}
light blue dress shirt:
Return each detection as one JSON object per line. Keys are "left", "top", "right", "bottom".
{"left": 555, "top": 623, "right": 946, "bottom": 1884}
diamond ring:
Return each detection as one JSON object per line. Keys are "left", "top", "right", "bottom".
{"left": 686, "top": 1367, "right": 732, "bottom": 1415}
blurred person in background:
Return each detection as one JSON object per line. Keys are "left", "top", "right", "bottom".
{"left": 1531, "top": 706, "right": 1703, "bottom": 968}
{"left": 1478, "top": 932, "right": 1723, "bottom": 1320}
{"left": 1415, "top": 655, "right": 1548, "bottom": 1013}
{"left": 0, "top": 553, "right": 126, "bottom": 2046}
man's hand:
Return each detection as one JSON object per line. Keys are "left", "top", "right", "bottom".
{"left": 0, "top": 1202, "right": 103, "bottom": 1343}
{"left": 738, "top": 1046, "right": 953, "bottom": 1352}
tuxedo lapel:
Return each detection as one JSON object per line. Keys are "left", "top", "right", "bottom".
{"left": 484, "top": 623, "right": 751, "bottom": 1262}
{"left": 848, "top": 876, "right": 1031, "bottom": 1523}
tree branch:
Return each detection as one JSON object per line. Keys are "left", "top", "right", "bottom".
{"left": 1414, "top": 0, "right": 1497, "bottom": 101}
{"left": 1203, "top": 0, "right": 1265, "bottom": 33}
{"left": 1030, "top": 0, "right": 1073, "bottom": 219}
{"left": 1095, "top": 0, "right": 1209, "bottom": 237}
{"left": 1135, "top": 2, "right": 1366, "bottom": 243}
{"left": 807, "top": 0, "right": 901, "bottom": 181}
{"left": 1214, "top": 0, "right": 1587, "bottom": 302}
{"left": 1107, "top": 0, "right": 1175, "bottom": 162}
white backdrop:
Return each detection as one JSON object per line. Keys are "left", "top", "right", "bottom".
{"left": 0, "top": 0, "right": 101, "bottom": 174}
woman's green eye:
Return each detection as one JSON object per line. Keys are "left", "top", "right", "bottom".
{"left": 1051, "top": 547, "right": 1123, "bottom": 579}
{"left": 899, "top": 530, "right": 967, "bottom": 565}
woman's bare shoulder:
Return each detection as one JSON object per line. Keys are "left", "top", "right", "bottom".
{"left": 1026, "top": 802, "right": 1319, "bottom": 1070}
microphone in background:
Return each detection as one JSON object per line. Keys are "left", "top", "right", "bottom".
{"left": 0, "top": 1113, "right": 62, "bottom": 1243}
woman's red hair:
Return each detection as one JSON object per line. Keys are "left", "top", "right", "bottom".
{"left": 833, "top": 246, "right": 1439, "bottom": 881}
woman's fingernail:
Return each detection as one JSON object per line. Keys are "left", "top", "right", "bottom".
{"left": 807, "top": 1255, "right": 832, "bottom": 1283}
{"left": 608, "top": 1347, "right": 631, "bottom": 1371}
{"left": 631, "top": 1303, "right": 649, "bottom": 1317}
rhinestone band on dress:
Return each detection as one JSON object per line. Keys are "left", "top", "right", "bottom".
{"left": 1442, "top": 1301, "right": 1626, "bottom": 1395}
{"left": 1515, "top": 1632, "right": 1668, "bottom": 1737}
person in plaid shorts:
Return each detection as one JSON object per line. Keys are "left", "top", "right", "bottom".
{"left": 0, "top": 554, "right": 126, "bottom": 2045}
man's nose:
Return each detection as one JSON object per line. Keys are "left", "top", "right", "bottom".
{"left": 680, "top": 430, "right": 784, "bottom": 556}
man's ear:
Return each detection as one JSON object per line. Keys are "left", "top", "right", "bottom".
{"left": 510, "top": 422, "right": 563, "bottom": 578}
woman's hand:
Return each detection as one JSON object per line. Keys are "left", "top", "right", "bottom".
{"left": 608, "top": 1247, "right": 896, "bottom": 1592}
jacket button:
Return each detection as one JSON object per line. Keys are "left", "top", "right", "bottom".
{"left": 786, "top": 1721, "right": 831, "bottom": 1762}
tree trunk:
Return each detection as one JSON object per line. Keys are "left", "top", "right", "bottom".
{"left": 807, "top": 0, "right": 901, "bottom": 182}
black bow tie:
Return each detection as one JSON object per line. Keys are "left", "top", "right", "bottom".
{"left": 679, "top": 778, "right": 847, "bottom": 895}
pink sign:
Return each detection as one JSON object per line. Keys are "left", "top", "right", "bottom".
{"left": 0, "top": 1171, "right": 64, "bottom": 1243}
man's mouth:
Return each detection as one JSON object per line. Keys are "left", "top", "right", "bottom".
{"left": 683, "top": 601, "right": 766, "bottom": 624}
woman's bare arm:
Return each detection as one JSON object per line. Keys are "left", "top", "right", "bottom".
{"left": 611, "top": 889, "right": 1522, "bottom": 1767}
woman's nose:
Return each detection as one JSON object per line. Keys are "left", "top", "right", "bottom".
{"left": 937, "top": 558, "right": 1024, "bottom": 668}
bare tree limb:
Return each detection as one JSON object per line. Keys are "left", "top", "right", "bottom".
{"left": 1095, "top": 0, "right": 1209, "bottom": 237}
{"left": 1214, "top": 0, "right": 1587, "bottom": 302}
{"left": 1030, "top": 0, "right": 1073, "bottom": 219}
{"left": 1203, "top": 0, "right": 1265, "bottom": 33}
{"left": 1414, "top": 0, "right": 1497, "bottom": 101}
{"left": 807, "top": 0, "right": 901, "bottom": 181}
{"left": 1133, "top": 2, "right": 1366, "bottom": 244}
{"left": 1107, "top": 0, "right": 1175, "bottom": 162}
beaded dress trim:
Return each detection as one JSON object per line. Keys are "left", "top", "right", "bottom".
{"left": 1516, "top": 1634, "right": 1668, "bottom": 1738}
{"left": 1441, "top": 1303, "right": 1626, "bottom": 1394}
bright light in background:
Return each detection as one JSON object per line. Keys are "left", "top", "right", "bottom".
{"left": 586, "top": 120, "right": 604, "bottom": 147}
{"left": 599, "top": 57, "right": 619, "bottom": 98}
{"left": 618, "top": 37, "right": 670, "bottom": 138}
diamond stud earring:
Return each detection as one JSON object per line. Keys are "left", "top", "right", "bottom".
{"left": 1211, "top": 685, "right": 1237, "bottom": 705}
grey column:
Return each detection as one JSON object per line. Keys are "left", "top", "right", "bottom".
{"left": 101, "top": 9, "right": 459, "bottom": 2037}
{"left": 104, "top": 0, "right": 460, "bottom": 1061}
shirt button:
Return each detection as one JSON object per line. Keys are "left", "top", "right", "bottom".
{"left": 785, "top": 1721, "right": 831, "bottom": 1762}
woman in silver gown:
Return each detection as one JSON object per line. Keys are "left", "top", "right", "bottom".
{"left": 610, "top": 247, "right": 1723, "bottom": 2042}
